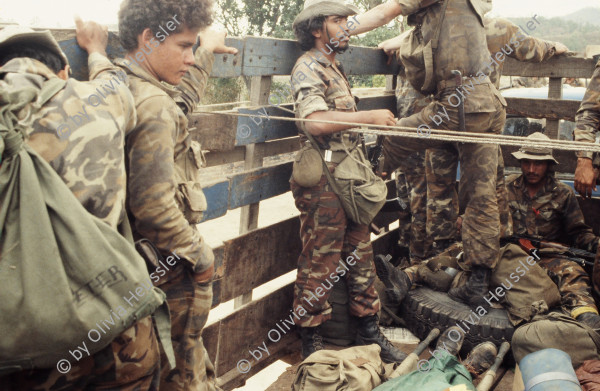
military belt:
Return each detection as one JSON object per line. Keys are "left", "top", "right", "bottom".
{"left": 437, "top": 75, "right": 491, "bottom": 91}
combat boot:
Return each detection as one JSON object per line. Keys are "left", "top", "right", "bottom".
{"left": 374, "top": 254, "right": 412, "bottom": 306}
{"left": 299, "top": 326, "right": 324, "bottom": 359}
{"left": 462, "top": 342, "right": 498, "bottom": 376}
{"left": 448, "top": 266, "right": 491, "bottom": 308}
{"left": 356, "top": 315, "right": 407, "bottom": 363}
{"left": 435, "top": 326, "right": 465, "bottom": 356}
{"left": 576, "top": 312, "right": 600, "bottom": 330}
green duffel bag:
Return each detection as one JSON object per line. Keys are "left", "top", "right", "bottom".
{"left": 0, "top": 78, "right": 168, "bottom": 374}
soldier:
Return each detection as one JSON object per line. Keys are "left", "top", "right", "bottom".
{"left": 351, "top": 0, "right": 506, "bottom": 308}
{"left": 573, "top": 56, "right": 600, "bottom": 307}
{"left": 375, "top": 16, "right": 567, "bottom": 297}
{"left": 508, "top": 132, "right": 600, "bottom": 329}
{"left": 0, "top": 23, "right": 161, "bottom": 390}
{"left": 116, "top": 0, "right": 237, "bottom": 389}
{"left": 290, "top": 0, "right": 407, "bottom": 363}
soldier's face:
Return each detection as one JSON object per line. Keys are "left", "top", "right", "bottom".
{"left": 141, "top": 26, "right": 200, "bottom": 85}
{"left": 521, "top": 159, "right": 549, "bottom": 185}
{"left": 315, "top": 15, "right": 350, "bottom": 53}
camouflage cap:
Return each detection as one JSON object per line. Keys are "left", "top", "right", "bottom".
{"left": 293, "top": 0, "right": 360, "bottom": 29}
{"left": 511, "top": 132, "right": 559, "bottom": 164}
{"left": 0, "top": 26, "right": 69, "bottom": 67}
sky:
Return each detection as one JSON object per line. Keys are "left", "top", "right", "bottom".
{"left": 1, "top": 0, "right": 599, "bottom": 28}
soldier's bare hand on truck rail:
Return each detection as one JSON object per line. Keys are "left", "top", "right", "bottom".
{"left": 199, "top": 28, "right": 238, "bottom": 55}
{"left": 575, "top": 157, "right": 597, "bottom": 198}
{"left": 74, "top": 16, "right": 108, "bottom": 56}
{"left": 367, "top": 109, "right": 396, "bottom": 127}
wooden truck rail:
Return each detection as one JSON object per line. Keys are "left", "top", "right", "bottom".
{"left": 50, "top": 31, "right": 599, "bottom": 389}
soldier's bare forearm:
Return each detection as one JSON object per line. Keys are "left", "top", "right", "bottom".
{"left": 350, "top": 1, "right": 403, "bottom": 35}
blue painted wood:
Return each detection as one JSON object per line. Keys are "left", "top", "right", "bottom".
{"left": 202, "top": 181, "right": 230, "bottom": 221}
{"left": 229, "top": 163, "right": 293, "bottom": 209}
{"left": 235, "top": 104, "right": 296, "bottom": 146}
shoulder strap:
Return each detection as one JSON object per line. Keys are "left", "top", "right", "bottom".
{"left": 431, "top": 0, "right": 450, "bottom": 51}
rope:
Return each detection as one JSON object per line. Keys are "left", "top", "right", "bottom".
{"left": 219, "top": 112, "right": 600, "bottom": 153}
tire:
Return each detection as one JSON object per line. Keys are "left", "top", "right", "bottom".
{"left": 401, "top": 287, "right": 515, "bottom": 356}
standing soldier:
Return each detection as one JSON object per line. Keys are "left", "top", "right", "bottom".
{"left": 573, "top": 56, "right": 600, "bottom": 301}
{"left": 351, "top": 0, "right": 506, "bottom": 308}
{"left": 0, "top": 23, "right": 161, "bottom": 390}
{"left": 290, "top": 0, "right": 407, "bottom": 363}
{"left": 508, "top": 132, "right": 600, "bottom": 329}
{"left": 116, "top": 0, "right": 237, "bottom": 389}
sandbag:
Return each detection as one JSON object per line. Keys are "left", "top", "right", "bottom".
{"left": 293, "top": 345, "right": 386, "bottom": 391}
{"left": 0, "top": 78, "right": 165, "bottom": 372}
{"left": 512, "top": 312, "right": 600, "bottom": 369}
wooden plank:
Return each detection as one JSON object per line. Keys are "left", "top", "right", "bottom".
{"left": 546, "top": 78, "right": 563, "bottom": 139}
{"left": 220, "top": 217, "right": 301, "bottom": 303}
{"left": 503, "top": 56, "right": 596, "bottom": 78}
{"left": 242, "top": 36, "right": 400, "bottom": 76}
{"left": 204, "top": 137, "right": 300, "bottom": 167}
{"left": 201, "top": 180, "right": 230, "bottom": 221}
{"left": 190, "top": 112, "right": 238, "bottom": 151}
{"left": 50, "top": 29, "right": 242, "bottom": 80}
{"left": 229, "top": 162, "right": 293, "bottom": 209}
{"left": 505, "top": 97, "right": 580, "bottom": 121}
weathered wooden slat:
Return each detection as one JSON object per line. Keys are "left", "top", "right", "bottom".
{"left": 505, "top": 97, "right": 580, "bottom": 121}
{"left": 503, "top": 56, "right": 596, "bottom": 78}
{"left": 219, "top": 217, "right": 301, "bottom": 303}
{"left": 242, "top": 36, "right": 400, "bottom": 76}
{"left": 201, "top": 181, "right": 230, "bottom": 221}
{"left": 190, "top": 112, "right": 238, "bottom": 151}
{"left": 229, "top": 162, "right": 293, "bottom": 208}
{"left": 204, "top": 137, "right": 299, "bottom": 167}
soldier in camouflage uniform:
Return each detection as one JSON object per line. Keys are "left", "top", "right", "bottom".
{"left": 508, "top": 132, "right": 600, "bottom": 329}
{"left": 0, "top": 23, "right": 161, "bottom": 390}
{"left": 353, "top": 0, "right": 507, "bottom": 308}
{"left": 117, "top": 0, "right": 237, "bottom": 389}
{"left": 290, "top": 0, "right": 407, "bottom": 364}
{"left": 574, "top": 57, "right": 600, "bottom": 309}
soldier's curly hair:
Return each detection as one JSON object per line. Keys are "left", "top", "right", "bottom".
{"left": 294, "top": 16, "right": 326, "bottom": 51}
{"left": 118, "top": 0, "right": 214, "bottom": 51}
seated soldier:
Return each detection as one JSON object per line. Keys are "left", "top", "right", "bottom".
{"left": 506, "top": 132, "right": 600, "bottom": 329}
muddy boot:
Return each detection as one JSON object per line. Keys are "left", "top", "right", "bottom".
{"left": 374, "top": 254, "right": 412, "bottom": 306}
{"left": 448, "top": 266, "right": 491, "bottom": 308}
{"left": 462, "top": 342, "right": 498, "bottom": 376}
{"left": 576, "top": 312, "right": 600, "bottom": 330}
{"left": 299, "top": 325, "right": 324, "bottom": 360}
{"left": 435, "top": 326, "right": 465, "bottom": 356}
{"left": 356, "top": 315, "right": 407, "bottom": 363}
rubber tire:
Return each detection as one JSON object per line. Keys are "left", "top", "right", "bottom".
{"left": 401, "top": 287, "right": 515, "bottom": 356}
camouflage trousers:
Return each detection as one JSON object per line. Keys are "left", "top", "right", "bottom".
{"left": 384, "top": 97, "right": 506, "bottom": 269}
{"left": 1, "top": 316, "right": 160, "bottom": 391}
{"left": 538, "top": 256, "right": 598, "bottom": 316}
{"left": 291, "top": 175, "right": 381, "bottom": 328}
{"left": 156, "top": 263, "right": 218, "bottom": 391}
{"left": 395, "top": 151, "right": 432, "bottom": 261}
{"left": 426, "top": 145, "right": 513, "bottom": 242}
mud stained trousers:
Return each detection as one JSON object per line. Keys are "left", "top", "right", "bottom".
{"left": 383, "top": 98, "right": 506, "bottom": 269}
{"left": 291, "top": 175, "right": 381, "bottom": 328}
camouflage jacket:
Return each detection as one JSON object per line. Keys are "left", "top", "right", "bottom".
{"left": 116, "top": 47, "right": 215, "bottom": 273}
{"left": 507, "top": 174, "right": 599, "bottom": 253}
{"left": 1, "top": 54, "right": 135, "bottom": 229}
{"left": 574, "top": 59, "right": 600, "bottom": 159}
{"left": 396, "top": 17, "right": 558, "bottom": 116}
{"left": 291, "top": 48, "right": 359, "bottom": 151}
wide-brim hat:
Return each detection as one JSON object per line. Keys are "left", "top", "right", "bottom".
{"left": 0, "top": 26, "right": 69, "bottom": 67}
{"left": 293, "top": 0, "right": 360, "bottom": 29}
{"left": 511, "top": 132, "right": 559, "bottom": 164}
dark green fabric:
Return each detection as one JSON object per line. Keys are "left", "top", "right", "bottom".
{"left": 373, "top": 350, "right": 475, "bottom": 391}
{"left": 0, "top": 78, "right": 166, "bottom": 372}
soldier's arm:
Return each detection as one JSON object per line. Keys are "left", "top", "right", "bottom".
{"left": 126, "top": 97, "right": 214, "bottom": 273}
{"left": 574, "top": 61, "right": 600, "bottom": 196}
{"left": 563, "top": 188, "right": 599, "bottom": 252}
{"left": 292, "top": 67, "right": 395, "bottom": 135}
{"left": 501, "top": 19, "right": 563, "bottom": 63}
{"left": 350, "top": 1, "right": 404, "bottom": 35}
{"left": 176, "top": 29, "right": 237, "bottom": 115}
